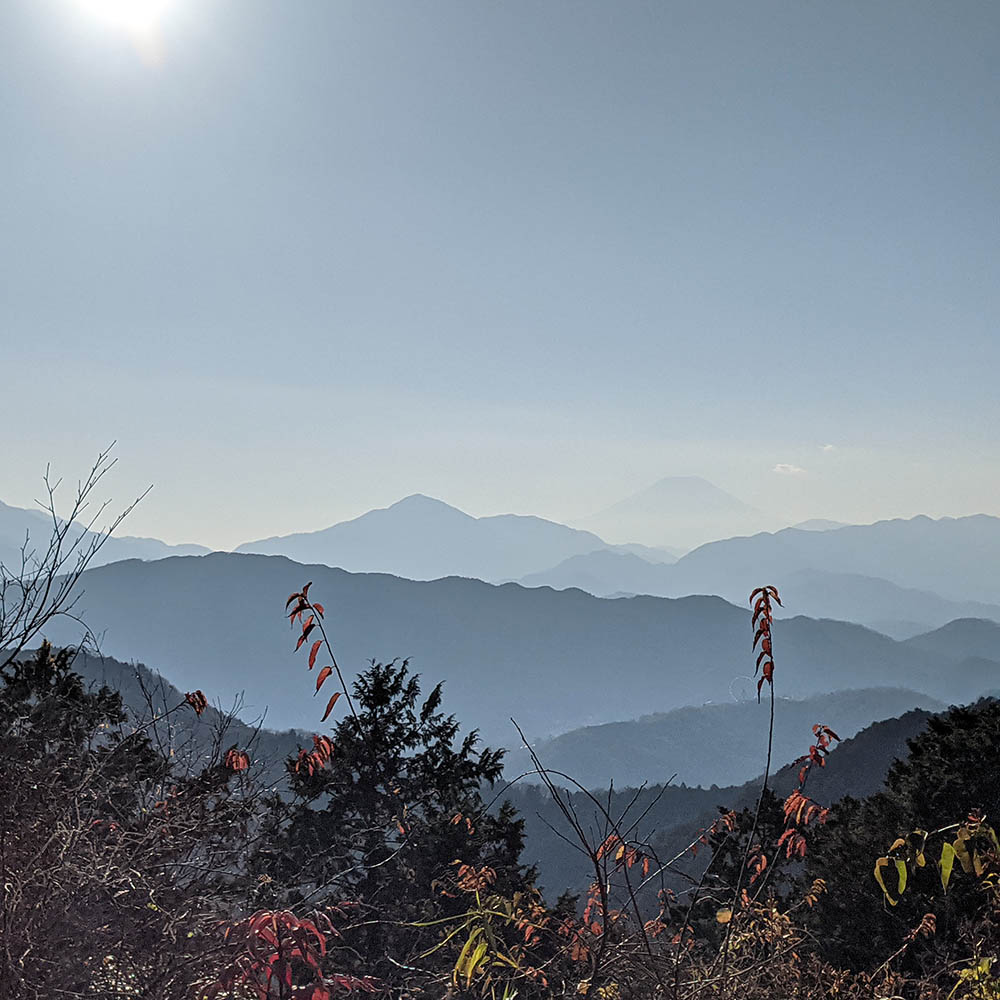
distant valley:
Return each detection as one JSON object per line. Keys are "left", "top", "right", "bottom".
{"left": 509, "top": 705, "right": 941, "bottom": 897}
{"left": 504, "top": 687, "right": 945, "bottom": 789}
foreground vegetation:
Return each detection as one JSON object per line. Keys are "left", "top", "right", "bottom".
{"left": 1, "top": 462, "right": 998, "bottom": 998}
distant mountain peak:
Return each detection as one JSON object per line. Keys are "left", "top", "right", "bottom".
{"left": 384, "top": 494, "right": 471, "bottom": 518}
{"left": 578, "top": 475, "right": 767, "bottom": 549}
{"left": 235, "top": 494, "right": 614, "bottom": 582}
{"left": 592, "top": 475, "right": 758, "bottom": 518}
{"left": 650, "top": 474, "right": 739, "bottom": 488}
{"left": 389, "top": 493, "right": 455, "bottom": 509}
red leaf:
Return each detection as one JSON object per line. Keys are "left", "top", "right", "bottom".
{"left": 312, "top": 734, "right": 334, "bottom": 760}
{"left": 320, "top": 691, "right": 342, "bottom": 722}
{"left": 185, "top": 690, "right": 208, "bottom": 716}
{"left": 295, "top": 621, "right": 316, "bottom": 651}
{"left": 285, "top": 592, "right": 302, "bottom": 608}
{"left": 315, "top": 666, "right": 333, "bottom": 693}
{"left": 302, "top": 582, "right": 312, "bottom": 599}
{"left": 308, "top": 640, "right": 322, "bottom": 669}
{"left": 313, "top": 603, "right": 325, "bottom": 617}
{"left": 225, "top": 747, "right": 250, "bottom": 772}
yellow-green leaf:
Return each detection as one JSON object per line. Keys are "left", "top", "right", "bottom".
{"left": 874, "top": 857, "right": 897, "bottom": 905}
{"left": 467, "top": 939, "right": 489, "bottom": 988}
{"left": 953, "top": 836, "right": 973, "bottom": 873}
{"left": 940, "top": 841, "right": 956, "bottom": 891}
{"left": 895, "top": 859, "right": 907, "bottom": 895}
{"left": 453, "top": 927, "right": 482, "bottom": 986}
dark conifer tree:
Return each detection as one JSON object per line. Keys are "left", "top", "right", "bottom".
{"left": 256, "top": 659, "right": 533, "bottom": 978}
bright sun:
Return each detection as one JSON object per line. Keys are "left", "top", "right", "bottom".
{"left": 76, "top": 0, "right": 173, "bottom": 34}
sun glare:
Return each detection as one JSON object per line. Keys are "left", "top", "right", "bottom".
{"left": 76, "top": 0, "right": 173, "bottom": 34}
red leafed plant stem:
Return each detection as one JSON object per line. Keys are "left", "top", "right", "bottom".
{"left": 719, "top": 585, "right": 782, "bottom": 981}
{"left": 287, "top": 583, "right": 359, "bottom": 722}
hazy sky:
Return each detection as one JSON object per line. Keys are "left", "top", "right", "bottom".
{"left": 3, "top": 1, "right": 998, "bottom": 548}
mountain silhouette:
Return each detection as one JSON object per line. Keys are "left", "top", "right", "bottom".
{"left": 235, "top": 494, "right": 629, "bottom": 581}
{"left": 577, "top": 475, "right": 770, "bottom": 549}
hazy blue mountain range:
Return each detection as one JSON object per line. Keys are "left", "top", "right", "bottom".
{"left": 505, "top": 687, "right": 945, "bottom": 789}
{"left": 775, "top": 570, "right": 1000, "bottom": 639}
{"left": 235, "top": 493, "right": 676, "bottom": 581}
{"left": 575, "top": 475, "right": 772, "bottom": 549}
{"left": 519, "top": 515, "right": 1000, "bottom": 637}
{"left": 12, "top": 489, "right": 999, "bottom": 646}
{"left": 38, "top": 552, "right": 1000, "bottom": 748}
{"left": 668, "top": 514, "right": 1000, "bottom": 605}
{"left": 0, "top": 499, "right": 210, "bottom": 568}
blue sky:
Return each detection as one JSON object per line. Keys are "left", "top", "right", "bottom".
{"left": 2, "top": 1, "right": 998, "bottom": 547}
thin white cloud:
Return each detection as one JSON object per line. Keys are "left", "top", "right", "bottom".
{"left": 820, "top": 444, "right": 836, "bottom": 453}
{"left": 773, "top": 463, "right": 807, "bottom": 476}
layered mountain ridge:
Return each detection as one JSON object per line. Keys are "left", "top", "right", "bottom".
{"left": 38, "top": 552, "right": 1000, "bottom": 749}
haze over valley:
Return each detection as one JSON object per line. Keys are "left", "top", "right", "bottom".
{"left": 6, "top": 480, "right": 999, "bottom": 785}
